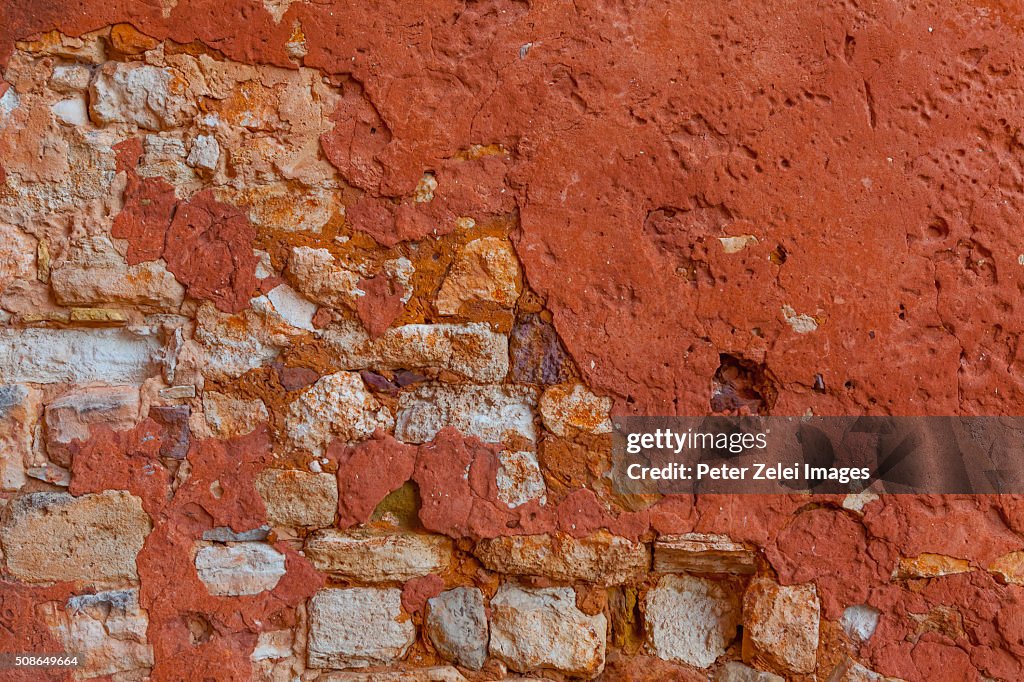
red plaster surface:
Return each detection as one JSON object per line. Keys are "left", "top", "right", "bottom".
{"left": 864, "top": 572, "right": 1024, "bottom": 681}
{"left": 335, "top": 430, "right": 653, "bottom": 542}
{"left": 113, "top": 138, "right": 258, "bottom": 313}
{"left": 332, "top": 431, "right": 418, "bottom": 528}
{"left": 163, "top": 190, "right": 259, "bottom": 314}
{"left": 6, "top": 0, "right": 1024, "bottom": 414}
{"left": 767, "top": 507, "right": 895, "bottom": 619}
{"left": 71, "top": 422, "right": 322, "bottom": 681}
{"left": 355, "top": 274, "right": 406, "bottom": 338}
{"left": 0, "top": 582, "right": 75, "bottom": 682}
{"left": 112, "top": 138, "right": 177, "bottom": 264}
{"left": 401, "top": 574, "right": 445, "bottom": 615}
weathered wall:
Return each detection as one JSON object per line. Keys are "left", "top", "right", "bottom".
{"left": 0, "top": 2, "right": 1022, "bottom": 681}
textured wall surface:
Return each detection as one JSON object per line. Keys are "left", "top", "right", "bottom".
{"left": 0, "top": 2, "right": 1023, "bottom": 681}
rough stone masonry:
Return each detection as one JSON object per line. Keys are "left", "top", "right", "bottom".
{"left": 0, "top": 2, "right": 1022, "bottom": 681}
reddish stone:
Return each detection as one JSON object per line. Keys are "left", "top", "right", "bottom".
{"left": 393, "top": 370, "right": 426, "bottom": 387}
{"left": 331, "top": 429, "right": 662, "bottom": 541}
{"left": 996, "top": 496, "right": 1024, "bottom": 537}
{"left": 148, "top": 405, "right": 191, "bottom": 460}
{"left": 311, "top": 307, "right": 334, "bottom": 328}
{"left": 111, "top": 128, "right": 142, "bottom": 176}
{"left": 272, "top": 361, "right": 319, "bottom": 392}
{"left": 513, "top": 498, "right": 557, "bottom": 536}
{"left": 547, "top": 489, "right": 647, "bottom": 542}
{"left": 326, "top": 428, "right": 667, "bottom": 542}
{"left": 509, "top": 312, "right": 573, "bottom": 385}
{"left": 401, "top": 574, "right": 444, "bottom": 615}
{"left": 910, "top": 639, "right": 980, "bottom": 682}
{"left": 356, "top": 273, "right": 405, "bottom": 338}
{"left": 344, "top": 195, "right": 457, "bottom": 247}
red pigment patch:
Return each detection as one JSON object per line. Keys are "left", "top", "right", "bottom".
{"left": 863, "top": 495, "right": 1024, "bottom": 567}
{"left": 343, "top": 199, "right": 442, "bottom": 246}
{"left": 111, "top": 139, "right": 177, "bottom": 264}
{"left": 356, "top": 273, "right": 406, "bottom": 338}
{"left": 414, "top": 428, "right": 517, "bottom": 539}
{"left": 647, "top": 495, "right": 697, "bottom": 536}
{"left": 334, "top": 429, "right": 652, "bottom": 542}
{"left": 69, "top": 420, "right": 172, "bottom": 512}
{"left": 555, "top": 488, "right": 647, "bottom": 540}
{"left": 337, "top": 154, "right": 516, "bottom": 246}
{"left": 864, "top": 572, "right": 1024, "bottom": 681}
{"left": 111, "top": 139, "right": 258, "bottom": 313}
{"left": 343, "top": 194, "right": 447, "bottom": 246}
{"left": 164, "top": 190, "right": 258, "bottom": 314}
{"left": 332, "top": 431, "right": 418, "bottom": 527}
{"left": 0, "top": 582, "right": 76, "bottom": 682}
{"left": 342, "top": 196, "right": 404, "bottom": 247}
{"left": 767, "top": 507, "right": 896, "bottom": 619}
{"left": 320, "top": 83, "right": 515, "bottom": 247}
{"left": 70, "top": 422, "right": 322, "bottom": 682}
{"left": 401, "top": 574, "right": 444, "bottom": 614}
{"left": 318, "top": 82, "right": 391, "bottom": 194}
{"left": 692, "top": 494, "right": 813, "bottom": 547}
{"left": 433, "top": 155, "right": 515, "bottom": 216}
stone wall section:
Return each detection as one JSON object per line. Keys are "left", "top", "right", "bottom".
{"left": 0, "top": 20, "right": 1020, "bottom": 682}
